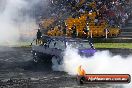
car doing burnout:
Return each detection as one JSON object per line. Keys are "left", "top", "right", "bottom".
{"left": 31, "top": 35, "right": 96, "bottom": 64}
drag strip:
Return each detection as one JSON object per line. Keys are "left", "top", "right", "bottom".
{"left": 0, "top": 47, "right": 131, "bottom": 88}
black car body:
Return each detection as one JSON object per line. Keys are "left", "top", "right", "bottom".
{"left": 31, "top": 35, "right": 96, "bottom": 64}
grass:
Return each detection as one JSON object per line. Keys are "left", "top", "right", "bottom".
{"left": 20, "top": 43, "right": 132, "bottom": 49}
{"left": 19, "top": 45, "right": 32, "bottom": 48}
{"left": 94, "top": 43, "right": 132, "bottom": 49}
{"left": 8, "top": 42, "right": 32, "bottom": 48}
{"left": 11, "top": 42, "right": 132, "bottom": 49}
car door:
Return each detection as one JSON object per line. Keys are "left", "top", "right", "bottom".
{"left": 49, "top": 40, "right": 65, "bottom": 57}
{"left": 48, "top": 40, "right": 57, "bottom": 56}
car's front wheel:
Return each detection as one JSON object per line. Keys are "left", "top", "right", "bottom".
{"left": 51, "top": 56, "right": 63, "bottom": 71}
{"left": 52, "top": 56, "right": 62, "bottom": 65}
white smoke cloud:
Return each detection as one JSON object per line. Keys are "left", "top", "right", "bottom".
{"left": 0, "top": 0, "right": 48, "bottom": 46}
{"left": 52, "top": 46, "right": 132, "bottom": 88}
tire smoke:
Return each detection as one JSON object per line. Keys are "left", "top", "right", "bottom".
{"left": 52, "top": 46, "right": 132, "bottom": 88}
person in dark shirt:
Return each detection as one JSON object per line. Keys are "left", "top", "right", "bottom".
{"left": 58, "top": 25, "right": 61, "bottom": 31}
{"left": 36, "top": 29, "right": 42, "bottom": 45}
{"left": 83, "top": 23, "right": 90, "bottom": 39}
{"left": 83, "top": 27, "right": 87, "bottom": 39}
{"left": 63, "top": 25, "right": 67, "bottom": 36}
{"left": 71, "top": 24, "right": 77, "bottom": 38}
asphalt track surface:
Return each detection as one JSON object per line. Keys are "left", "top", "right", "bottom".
{"left": 0, "top": 47, "right": 131, "bottom": 88}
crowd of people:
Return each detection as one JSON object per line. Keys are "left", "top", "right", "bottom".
{"left": 47, "top": 0, "right": 132, "bottom": 27}
{"left": 36, "top": 0, "right": 132, "bottom": 38}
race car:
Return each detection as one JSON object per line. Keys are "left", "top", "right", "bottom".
{"left": 31, "top": 35, "right": 96, "bottom": 65}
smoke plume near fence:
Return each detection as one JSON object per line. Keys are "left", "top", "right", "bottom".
{"left": 0, "top": 0, "right": 48, "bottom": 46}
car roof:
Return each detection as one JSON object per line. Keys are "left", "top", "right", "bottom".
{"left": 41, "top": 35, "right": 95, "bottom": 49}
{"left": 42, "top": 35, "right": 90, "bottom": 43}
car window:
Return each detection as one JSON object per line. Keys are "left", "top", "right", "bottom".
{"left": 49, "top": 40, "right": 65, "bottom": 50}
{"left": 67, "top": 41, "right": 78, "bottom": 48}
{"left": 78, "top": 42, "right": 91, "bottom": 49}
{"left": 49, "top": 40, "right": 56, "bottom": 48}
{"left": 55, "top": 40, "right": 65, "bottom": 50}
{"left": 67, "top": 41, "right": 91, "bottom": 49}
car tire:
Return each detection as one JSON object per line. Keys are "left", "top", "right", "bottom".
{"left": 78, "top": 77, "right": 85, "bottom": 85}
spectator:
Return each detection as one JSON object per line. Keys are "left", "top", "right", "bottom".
{"left": 63, "top": 24, "right": 68, "bottom": 36}
{"left": 71, "top": 24, "right": 77, "bottom": 38}
{"left": 41, "top": 0, "right": 132, "bottom": 37}
{"left": 36, "top": 29, "right": 42, "bottom": 45}
{"left": 94, "top": 17, "right": 98, "bottom": 26}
